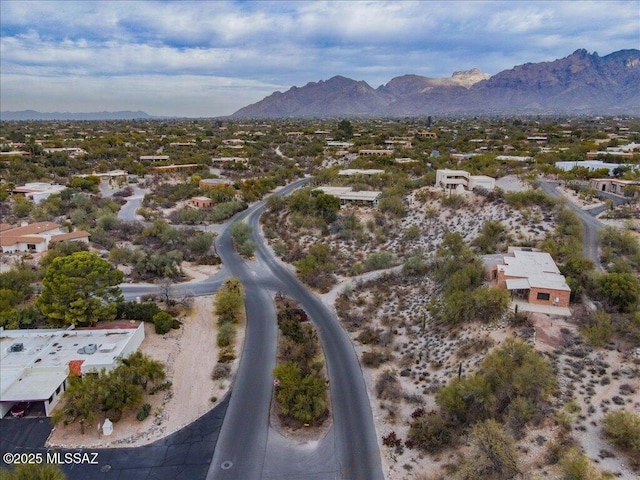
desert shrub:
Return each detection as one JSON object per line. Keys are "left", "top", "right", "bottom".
{"left": 560, "top": 448, "right": 605, "bottom": 480}
{"left": 472, "top": 220, "right": 510, "bottom": 254}
{"left": 153, "top": 311, "right": 175, "bottom": 334}
{"left": 505, "top": 190, "right": 556, "bottom": 209}
{"left": 594, "top": 272, "right": 640, "bottom": 313}
{"left": 363, "top": 251, "right": 395, "bottom": 272}
{"left": 456, "top": 419, "right": 519, "bottom": 480}
{"left": 602, "top": 409, "right": 640, "bottom": 466}
{"left": 362, "top": 350, "right": 392, "bottom": 368}
{"left": 218, "top": 346, "right": 236, "bottom": 363}
{"left": 217, "top": 322, "right": 236, "bottom": 347}
{"left": 357, "top": 327, "right": 381, "bottom": 345}
{"left": 376, "top": 370, "right": 402, "bottom": 400}
{"left": 438, "top": 339, "right": 555, "bottom": 427}
{"left": 407, "top": 410, "right": 457, "bottom": 453}
{"left": 211, "top": 363, "right": 231, "bottom": 380}
{"left": 402, "top": 250, "right": 428, "bottom": 276}
{"left": 136, "top": 403, "right": 151, "bottom": 421}
{"left": 441, "top": 193, "right": 467, "bottom": 209}
{"left": 580, "top": 311, "right": 613, "bottom": 347}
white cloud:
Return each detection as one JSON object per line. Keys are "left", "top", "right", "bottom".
{"left": 1, "top": 0, "right": 638, "bottom": 116}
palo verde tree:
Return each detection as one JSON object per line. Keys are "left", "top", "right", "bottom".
{"left": 37, "top": 251, "right": 124, "bottom": 326}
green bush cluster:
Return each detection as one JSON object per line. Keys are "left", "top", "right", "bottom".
{"left": 430, "top": 233, "right": 510, "bottom": 325}
{"left": 273, "top": 295, "right": 327, "bottom": 426}
{"left": 214, "top": 278, "right": 244, "bottom": 363}
{"left": 408, "top": 339, "right": 556, "bottom": 452}
{"left": 504, "top": 190, "right": 556, "bottom": 209}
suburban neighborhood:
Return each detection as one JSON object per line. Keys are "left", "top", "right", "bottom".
{"left": 0, "top": 114, "right": 639, "bottom": 480}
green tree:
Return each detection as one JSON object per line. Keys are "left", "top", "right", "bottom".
{"left": 186, "top": 233, "right": 214, "bottom": 256}
{"left": 472, "top": 220, "right": 510, "bottom": 254}
{"left": 0, "top": 463, "right": 66, "bottom": 480}
{"left": 37, "top": 251, "right": 124, "bottom": 326}
{"left": 52, "top": 373, "right": 103, "bottom": 434}
{"left": 595, "top": 272, "right": 640, "bottom": 313}
{"left": 119, "top": 351, "right": 166, "bottom": 392}
{"left": 39, "top": 240, "right": 89, "bottom": 271}
{"left": 335, "top": 119, "right": 353, "bottom": 140}
{"left": 580, "top": 311, "right": 613, "bottom": 347}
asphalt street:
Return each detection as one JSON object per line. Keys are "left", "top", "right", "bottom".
{"left": 538, "top": 178, "right": 605, "bottom": 270}
{"left": 3, "top": 177, "right": 383, "bottom": 480}
{"left": 209, "top": 177, "right": 383, "bottom": 480}
{"left": 0, "top": 396, "right": 229, "bottom": 480}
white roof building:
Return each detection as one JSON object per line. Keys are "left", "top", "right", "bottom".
{"left": 338, "top": 169, "right": 385, "bottom": 176}
{"left": 435, "top": 169, "right": 495, "bottom": 191}
{"left": 13, "top": 183, "right": 67, "bottom": 204}
{"left": 0, "top": 324, "right": 144, "bottom": 417}
{"left": 314, "top": 186, "right": 382, "bottom": 206}
{"left": 554, "top": 160, "right": 640, "bottom": 175}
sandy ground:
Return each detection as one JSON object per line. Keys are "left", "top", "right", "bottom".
{"left": 47, "top": 264, "right": 243, "bottom": 448}
{"left": 330, "top": 268, "right": 640, "bottom": 479}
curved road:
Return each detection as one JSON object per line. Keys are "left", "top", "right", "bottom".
{"left": 538, "top": 178, "right": 604, "bottom": 270}
{"left": 208, "top": 180, "right": 383, "bottom": 480}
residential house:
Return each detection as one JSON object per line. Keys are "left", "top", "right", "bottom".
{"left": 314, "top": 186, "right": 382, "bottom": 207}
{"left": 435, "top": 169, "right": 495, "bottom": 191}
{"left": 490, "top": 248, "right": 571, "bottom": 308}
{"left": 190, "top": 196, "right": 212, "bottom": 208}
{"left": 589, "top": 178, "right": 640, "bottom": 198}
{"left": 1, "top": 222, "right": 89, "bottom": 254}
{"left": 0, "top": 324, "right": 144, "bottom": 417}
{"left": 13, "top": 183, "right": 67, "bottom": 204}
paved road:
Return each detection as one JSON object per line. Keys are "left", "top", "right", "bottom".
{"left": 0, "top": 396, "right": 230, "bottom": 480}
{"left": 209, "top": 178, "right": 383, "bottom": 480}
{"left": 117, "top": 185, "right": 148, "bottom": 222}
{"left": 538, "top": 178, "right": 604, "bottom": 270}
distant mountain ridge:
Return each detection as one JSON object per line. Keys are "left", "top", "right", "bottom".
{"left": 0, "top": 110, "right": 156, "bottom": 121}
{"left": 232, "top": 49, "right": 640, "bottom": 118}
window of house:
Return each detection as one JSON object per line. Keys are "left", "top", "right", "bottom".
{"left": 27, "top": 244, "right": 36, "bottom": 250}
{"left": 537, "top": 292, "right": 551, "bottom": 301}
{"left": 48, "top": 395, "right": 53, "bottom": 404}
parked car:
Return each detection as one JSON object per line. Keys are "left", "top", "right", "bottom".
{"left": 10, "top": 402, "right": 31, "bottom": 418}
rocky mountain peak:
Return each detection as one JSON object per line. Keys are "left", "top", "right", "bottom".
{"left": 451, "top": 68, "right": 491, "bottom": 87}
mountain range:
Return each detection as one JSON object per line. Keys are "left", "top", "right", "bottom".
{"left": 0, "top": 110, "right": 155, "bottom": 121}
{"left": 231, "top": 49, "right": 640, "bottom": 118}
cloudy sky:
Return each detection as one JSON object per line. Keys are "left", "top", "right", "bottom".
{"left": 1, "top": 0, "right": 638, "bottom": 117}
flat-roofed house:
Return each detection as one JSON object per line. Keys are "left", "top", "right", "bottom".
{"left": 490, "top": 248, "right": 571, "bottom": 308}
{"left": 13, "top": 183, "right": 67, "bottom": 204}
{"left": 0, "top": 323, "right": 144, "bottom": 417}
{"left": 190, "top": 196, "right": 212, "bottom": 208}
{"left": 589, "top": 178, "right": 640, "bottom": 198}
{"left": 314, "top": 186, "right": 382, "bottom": 206}
{"left": 435, "top": 169, "right": 496, "bottom": 191}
